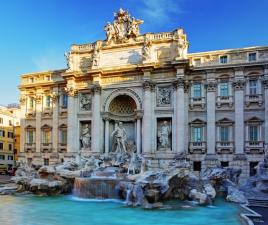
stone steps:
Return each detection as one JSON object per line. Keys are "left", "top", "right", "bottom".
{"left": 248, "top": 198, "right": 268, "bottom": 207}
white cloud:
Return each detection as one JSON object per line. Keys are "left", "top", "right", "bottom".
{"left": 138, "top": 0, "right": 183, "bottom": 24}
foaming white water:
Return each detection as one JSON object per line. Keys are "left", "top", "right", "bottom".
{"left": 69, "top": 195, "right": 124, "bottom": 204}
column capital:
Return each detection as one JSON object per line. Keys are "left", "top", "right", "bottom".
{"left": 206, "top": 81, "right": 217, "bottom": 92}
{"left": 19, "top": 96, "right": 27, "bottom": 106}
{"left": 64, "top": 87, "right": 78, "bottom": 97}
{"left": 172, "top": 77, "right": 185, "bottom": 89}
{"left": 92, "top": 84, "right": 102, "bottom": 95}
{"left": 143, "top": 80, "right": 155, "bottom": 91}
{"left": 233, "top": 79, "right": 245, "bottom": 91}
{"left": 35, "top": 94, "right": 43, "bottom": 104}
{"left": 262, "top": 78, "right": 268, "bottom": 89}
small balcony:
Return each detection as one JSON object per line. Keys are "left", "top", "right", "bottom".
{"left": 189, "top": 141, "right": 206, "bottom": 154}
{"left": 25, "top": 109, "right": 36, "bottom": 118}
{"left": 189, "top": 97, "right": 206, "bottom": 109}
{"left": 42, "top": 108, "right": 53, "bottom": 117}
{"left": 216, "top": 96, "right": 234, "bottom": 108}
{"left": 24, "top": 143, "right": 36, "bottom": 153}
{"left": 245, "top": 94, "right": 263, "bottom": 106}
{"left": 41, "top": 143, "right": 53, "bottom": 153}
{"left": 59, "top": 106, "right": 68, "bottom": 116}
{"left": 216, "top": 141, "right": 234, "bottom": 154}
{"left": 245, "top": 141, "right": 264, "bottom": 154}
{"left": 58, "top": 143, "right": 67, "bottom": 153}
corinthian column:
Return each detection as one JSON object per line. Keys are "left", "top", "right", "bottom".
{"left": 52, "top": 88, "right": 59, "bottom": 152}
{"left": 91, "top": 84, "right": 102, "bottom": 153}
{"left": 206, "top": 80, "right": 217, "bottom": 154}
{"left": 173, "top": 78, "right": 185, "bottom": 153}
{"left": 233, "top": 79, "right": 245, "bottom": 154}
{"left": 142, "top": 81, "right": 153, "bottom": 154}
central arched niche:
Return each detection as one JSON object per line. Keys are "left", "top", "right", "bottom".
{"left": 108, "top": 95, "right": 137, "bottom": 116}
{"left": 108, "top": 94, "right": 137, "bottom": 153}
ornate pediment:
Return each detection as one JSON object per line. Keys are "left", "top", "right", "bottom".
{"left": 104, "top": 8, "right": 143, "bottom": 45}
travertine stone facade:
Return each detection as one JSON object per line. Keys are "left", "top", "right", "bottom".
{"left": 19, "top": 9, "right": 268, "bottom": 182}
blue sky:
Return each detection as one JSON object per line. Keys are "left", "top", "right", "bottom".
{"left": 0, "top": 0, "right": 267, "bottom": 105}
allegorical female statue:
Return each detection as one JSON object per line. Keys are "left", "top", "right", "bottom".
{"left": 158, "top": 120, "right": 171, "bottom": 148}
{"left": 80, "top": 124, "right": 91, "bottom": 149}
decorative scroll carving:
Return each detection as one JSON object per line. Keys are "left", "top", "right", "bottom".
{"left": 35, "top": 95, "right": 42, "bottom": 104}
{"left": 50, "top": 93, "right": 59, "bottom": 103}
{"left": 104, "top": 8, "right": 143, "bottom": 45}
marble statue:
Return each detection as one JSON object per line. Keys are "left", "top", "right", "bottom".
{"left": 91, "top": 48, "right": 100, "bottom": 68}
{"left": 158, "top": 87, "right": 171, "bottom": 105}
{"left": 158, "top": 121, "right": 171, "bottom": 148}
{"left": 80, "top": 124, "right": 91, "bottom": 149}
{"left": 64, "top": 51, "right": 73, "bottom": 71}
{"left": 176, "top": 29, "right": 189, "bottom": 59}
{"left": 80, "top": 94, "right": 91, "bottom": 111}
{"left": 142, "top": 37, "right": 152, "bottom": 62}
{"left": 111, "top": 122, "right": 127, "bottom": 154}
{"left": 104, "top": 8, "right": 143, "bottom": 44}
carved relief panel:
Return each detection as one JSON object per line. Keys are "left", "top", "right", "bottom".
{"left": 80, "top": 93, "right": 92, "bottom": 111}
{"left": 157, "top": 86, "right": 172, "bottom": 107}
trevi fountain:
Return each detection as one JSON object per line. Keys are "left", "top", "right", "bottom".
{"left": 1, "top": 8, "right": 268, "bottom": 225}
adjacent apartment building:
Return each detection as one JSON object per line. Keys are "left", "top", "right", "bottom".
{"left": 18, "top": 9, "right": 268, "bottom": 181}
{"left": 0, "top": 105, "right": 20, "bottom": 169}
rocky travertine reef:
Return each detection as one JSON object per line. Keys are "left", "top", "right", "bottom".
{"left": 1, "top": 152, "right": 255, "bottom": 208}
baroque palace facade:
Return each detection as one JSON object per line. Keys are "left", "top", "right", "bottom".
{"left": 19, "top": 9, "right": 268, "bottom": 181}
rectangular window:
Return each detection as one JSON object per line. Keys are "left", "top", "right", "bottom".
{"left": 29, "top": 97, "right": 34, "bottom": 109}
{"left": 0, "top": 143, "right": 3, "bottom": 150}
{"left": 60, "top": 130, "right": 67, "bottom": 144}
{"left": 0, "top": 155, "right": 5, "bottom": 160}
{"left": 221, "top": 161, "right": 229, "bottom": 168}
{"left": 43, "top": 130, "right": 51, "bottom": 144}
{"left": 44, "top": 158, "right": 49, "bottom": 166}
{"left": 220, "top": 127, "right": 229, "bottom": 142}
{"left": 27, "top": 131, "right": 34, "bottom": 143}
{"left": 249, "top": 125, "right": 258, "bottom": 141}
{"left": 8, "top": 144, "right": 12, "bottom": 151}
{"left": 7, "top": 155, "right": 13, "bottom": 160}
{"left": 46, "top": 96, "right": 51, "bottom": 108}
{"left": 62, "top": 94, "right": 68, "bottom": 108}
{"left": 193, "top": 127, "right": 202, "bottom": 142}
{"left": 193, "top": 161, "right": 202, "bottom": 172}
{"left": 0, "top": 118, "right": 3, "bottom": 124}
{"left": 193, "top": 83, "right": 202, "bottom": 98}
{"left": 248, "top": 52, "right": 257, "bottom": 62}
{"left": 219, "top": 82, "right": 229, "bottom": 96}
{"left": 9, "top": 120, "right": 12, "bottom": 126}
{"left": 220, "top": 55, "right": 228, "bottom": 64}
{"left": 8, "top": 132, "right": 13, "bottom": 138}
{"left": 249, "top": 80, "right": 257, "bottom": 95}
{"left": 0, "top": 130, "right": 5, "bottom": 137}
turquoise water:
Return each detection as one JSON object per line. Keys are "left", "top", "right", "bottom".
{"left": 0, "top": 195, "right": 242, "bottom": 225}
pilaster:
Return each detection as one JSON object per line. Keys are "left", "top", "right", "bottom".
{"left": 91, "top": 84, "right": 102, "bottom": 153}
{"left": 52, "top": 87, "right": 59, "bottom": 152}
{"left": 206, "top": 79, "right": 217, "bottom": 154}
{"left": 233, "top": 69, "right": 245, "bottom": 154}
{"left": 35, "top": 92, "right": 42, "bottom": 153}
{"left": 263, "top": 64, "right": 268, "bottom": 153}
